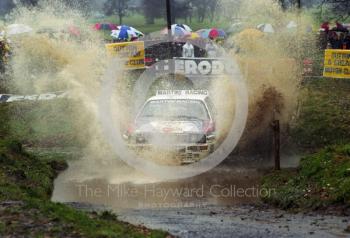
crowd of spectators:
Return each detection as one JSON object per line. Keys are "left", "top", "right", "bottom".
{"left": 320, "top": 22, "right": 350, "bottom": 50}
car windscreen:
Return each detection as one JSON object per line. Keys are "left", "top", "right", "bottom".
{"left": 138, "top": 99, "right": 209, "bottom": 121}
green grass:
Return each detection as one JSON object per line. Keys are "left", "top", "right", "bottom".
{"left": 262, "top": 144, "right": 350, "bottom": 210}
{"left": 0, "top": 139, "right": 168, "bottom": 237}
{"left": 291, "top": 78, "right": 350, "bottom": 150}
{"left": 262, "top": 78, "right": 350, "bottom": 211}
{"left": 0, "top": 100, "right": 92, "bottom": 148}
{"left": 0, "top": 102, "right": 169, "bottom": 237}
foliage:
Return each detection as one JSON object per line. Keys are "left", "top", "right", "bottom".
{"left": 142, "top": 0, "right": 165, "bottom": 25}
{"left": 262, "top": 144, "right": 350, "bottom": 210}
{"left": 104, "top": 0, "right": 130, "bottom": 24}
{"left": 291, "top": 79, "right": 350, "bottom": 150}
{"left": 141, "top": 0, "right": 218, "bottom": 25}
{"left": 319, "top": 0, "right": 350, "bottom": 21}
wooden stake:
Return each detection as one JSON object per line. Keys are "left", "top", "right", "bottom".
{"left": 273, "top": 120, "right": 281, "bottom": 170}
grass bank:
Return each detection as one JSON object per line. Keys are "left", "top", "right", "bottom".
{"left": 262, "top": 144, "right": 350, "bottom": 211}
{"left": 291, "top": 78, "right": 350, "bottom": 151}
{"left": 0, "top": 102, "right": 169, "bottom": 237}
{"left": 262, "top": 78, "right": 350, "bottom": 212}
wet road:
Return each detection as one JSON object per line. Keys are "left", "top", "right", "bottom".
{"left": 119, "top": 206, "right": 349, "bottom": 238}
{"left": 52, "top": 159, "right": 349, "bottom": 238}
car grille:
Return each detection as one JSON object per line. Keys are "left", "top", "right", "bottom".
{"left": 135, "top": 133, "right": 206, "bottom": 144}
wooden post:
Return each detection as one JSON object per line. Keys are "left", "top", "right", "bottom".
{"left": 273, "top": 120, "right": 281, "bottom": 170}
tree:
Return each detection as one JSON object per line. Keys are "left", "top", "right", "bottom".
{"left": 0, "top": 0, "right": 15, "bottom": 16}
{"left": 143, "top": 0, "right": 165, "bottom": 24}
{"left": 171, "top": 0, "right": 193, "bottom": 23}
{"left": 321, "top": 0, "right": 350, "bottom": 21}
{"left": 191, "top": 0, "right": 212, "bottom": 23}
{"left": 104, "top": 0, "right": 130, "bottom": 24}
{"left": 278, "top": 0, "right": 301, "bottom": 9}
{"left": 207, "top": 0, "right": 219, "bottom": 22}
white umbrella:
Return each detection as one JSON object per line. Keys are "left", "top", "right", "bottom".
{"left": 257, "top": 23, "right": 275, "bottom": 33}
{"left": 227, "top": 22, "right": 243, "bottom": 33}
{"left": 6, "top": 24, "right": 33, "bottom": 36}
{"left": 161, "top": 24, "right": 192, "bottom": 37}
{"left": 287, "top": 21, "right": 297, "bottom": 29}
{"left": 172, "top": 24, "right": 192, "bottom": 33}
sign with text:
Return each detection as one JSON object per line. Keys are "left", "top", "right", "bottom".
{"left": 105, "top": 41, "right": 145, "bottom": 69}
{"left": 174, "top": 58, "right": 227, "bottom": 76}
{"left": 0, "top": 92, "right": 68, "bottom": 103}
{"left": 323, "top": 49, "right": 350, "bottom": 79}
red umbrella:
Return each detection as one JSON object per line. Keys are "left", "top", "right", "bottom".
{"left": 68, "top": 26, "right": 80, "bottom": 36}
{"left": 320, "top": 22, "right": 329, "bottom": 32}
{"left": 93, "top": 23, "right": 118, "bottom": 31}
{"left": 209, "top": 28, "right": 219, "bottom": 39}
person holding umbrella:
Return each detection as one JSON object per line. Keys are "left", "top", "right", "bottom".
{"left": 205, "top": 36, "right": 219, "bottom": 58}
{"left": 182, "top": 37, "right": 195, "bottom": 58}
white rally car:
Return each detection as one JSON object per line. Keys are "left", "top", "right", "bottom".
{"left": 124, "top": 90, "right": 217, "bottom": 164}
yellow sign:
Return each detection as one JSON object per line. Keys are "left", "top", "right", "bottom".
{"left": 105, "top": 41, "right": 145, "bottom": 69}
{"left": 323, "top": 49, "right": 350, "bottom": 78}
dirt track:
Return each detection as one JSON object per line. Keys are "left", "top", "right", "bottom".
{"left": 119, "top": 205, "right": 349, "bottom": 238}
{"left": 53, "top": 163, "right": 349, "bottom": 238}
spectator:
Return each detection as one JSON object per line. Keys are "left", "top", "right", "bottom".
{"left": 205, "top": 40, "right": 218, "bottom": 58}
{"left": 182, "top": 40, "right": 195, "bottom": 58}
{"left": 344, "top": 35, "right": 350, "bottom": 49}
{"left": 321, "top": 22, "right": 330, "bottom": 33}
{"left": 329, "top": 31, "right": 342, "bottom": 49}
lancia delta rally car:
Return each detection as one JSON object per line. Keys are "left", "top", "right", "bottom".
{"left": 123, "top": 90, "right": 217, "bottom": 164}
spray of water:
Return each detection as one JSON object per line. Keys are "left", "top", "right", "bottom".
{"left": 4, "top": 0, "right": 318, "bottom": 187}
{"left": 219, "top": 0, "right": 317, "bottom": 160}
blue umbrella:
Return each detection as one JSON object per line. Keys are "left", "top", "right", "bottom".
{"left": 217, "top": 29, "right": 226, "bottom": 38}
{"left": 196, "top": 29, "right": 211, "bottom": 38}
{"left": 111, "top": 25, "right": 144, "bottom": 41}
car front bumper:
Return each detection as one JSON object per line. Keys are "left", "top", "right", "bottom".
{"left": 126, "top": 143, "right": 215, "bottom": 164}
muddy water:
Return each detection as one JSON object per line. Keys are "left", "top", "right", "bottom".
{"left": 52, "top": 162, "right": 264, "bottom": 209}
{"left": 52, "top": 159, "right": 349, "bottom": 238}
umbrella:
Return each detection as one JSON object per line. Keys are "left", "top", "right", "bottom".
{"left": 227, "top": 22, "right": 243, "bottom": 34}
{"left": 67, "top": 26, "right": 81, "bottom": 37}
{"left": 287, "top": 21, "right": 297, "bottom": 29}
{"left": 170, "top": 24, "right": 192, "bottom": 33}
{"left": 217, "top": 29, "right": 226, "bottom": 38}
{"left": 94, "top": 23, "right": 118, "bottom": 31}
{"left": 111, "top": 25, "right": 144, "bottom": 41}
{"left": 6, "top": 24, "right": 33, "bottom": 36}
{"left": 237, "top": 28, "right": 264, "bottom": 40}
{"left": 196, "top": 28, "right": 225, "bottom": 39}
{"left": 189, "top": 32, "right": 200, "bottom": 39}
{"left": 196, "top": 29, "right": 211, "bottom": 38}
{"left": 209, "top": 28, "right": 219, "bottom": 39}
{"left": 234, "top": 28, "right": 265, "bottom": 52}
{"left": 161, "top": 24, "right": 192, "bottom": 37}
{"left": 257, "top": 23, "right": 275, "bottom": 33}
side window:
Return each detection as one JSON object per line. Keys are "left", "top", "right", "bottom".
{"left": 205, "top": 98, "right": 217, "bottom": 119}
